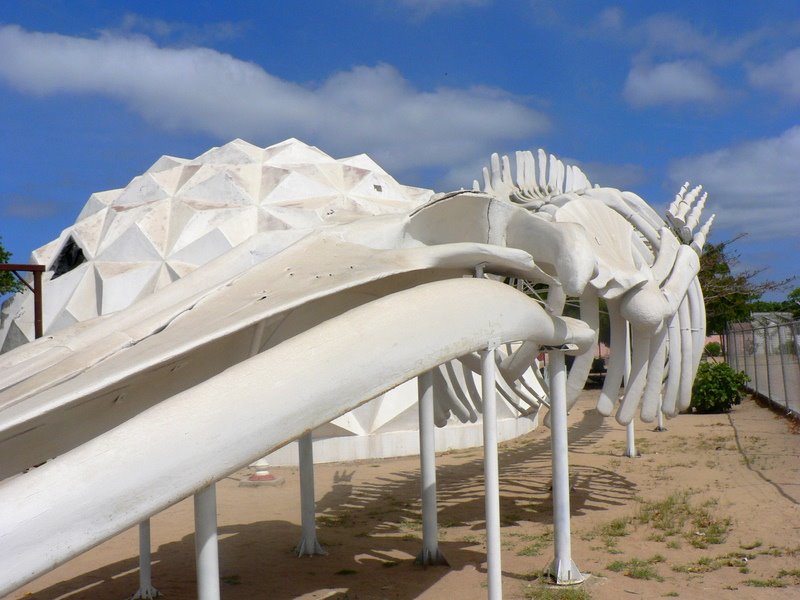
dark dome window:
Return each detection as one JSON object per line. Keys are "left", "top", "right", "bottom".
{"left": 51, "top": 236, "right": 86, "bottom": 279}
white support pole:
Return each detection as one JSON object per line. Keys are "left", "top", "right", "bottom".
{"left": 546, "top": 349, "right": 585, "bottom": 585}
{"left": 194, "top": 484, "right": 220, "bottom": 600}
{"left": 623, "top": 323, "right": 638, "bottom": 458}
{"left": 655, "top": 402, "right": 667, "bottom": 432}
{"left": 625, "top": 421, "right": 637, "bottom": 457}
{"left": 481, "top": 346, "right": 502, "bottom": 600}
{"left": 132, "top": 519, "right": 160, "bottom": 599}
{"left": 416, "top": 369, "right": 448, "bottom": 566}
{"left": 296, "top": 432, "right": 326, "bottom": 556}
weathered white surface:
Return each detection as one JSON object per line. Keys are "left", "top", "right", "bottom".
{"left": 0, "top": 139, "right": 547, "bottom": 465}
{"left": 478, "top": 149, "right": 712, "bottom": 424}
{"left": 0, "top": 140, "right": 712, "bottom": 596}
{"left": 0, "top": 277, "right": 593, "bottom": 595}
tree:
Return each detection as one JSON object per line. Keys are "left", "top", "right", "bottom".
{"left": 698, "top": 235, "right": 793, "bottom": 334}
{"left": 787, "top": 287, "right": 800, "bottom": 319}
{"left": 0, "top": 236, "right": 23, "bottom": 295}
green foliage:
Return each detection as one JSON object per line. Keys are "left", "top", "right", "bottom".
{"left": 523, "top": 584, "right": 591, "bottom": 600}
{"left": 787, "top": 287, "right": 800, "bottom": 319}
{"left": 606, "top": 556, "right": 665, "bottom": 581}
{"left": 690, "top": 362, "right": 749, "bottom": 413}
{"left": 636, "top": 492, "right": 731, "bottom": 547}
{"left": 0, "top": 237, "right": 23, "bottom": 295}
{"left": 703, "top": 341, "right": 722, "bottom": 357}
{"left": 699, "top": 237, "right": 794, "bottom": 333}
{"left": 699, "top": 242, "right": 759, "bottom": 333}
{"left": 748, "top": 286, "right": 800, "bottom": 319}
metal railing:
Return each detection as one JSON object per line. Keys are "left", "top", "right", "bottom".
{"left": 0, "top": 264, "right": 44, "bottom": 339}
{"left": 725, "top": 318, "right": 800, "bottom": 417}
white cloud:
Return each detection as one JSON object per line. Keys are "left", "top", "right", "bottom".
{"left": 669, "top": 126, "right": 800, "bottom": 239}
{"left": 0, "top": 25, "right": 547, "bottom": 175}
{"left": 397, "top": 0, "right": 490, "bottom": 18}
{"left": 117, "top": 13, "right": 247, "bottom": 44}
{"left": 638, "top": 14, "right": 762, "bottom": 65}
{"left": 594, "top": 7, "right": 624, "bottom": 34}
{"left": 747, "top": 47, "right": 800, "bottom": 102}
{"left": 0, "top": 195, "right": 60, "bottom": 219}
{"left": 623, "top": 61, "right": 724, "bottom": 107}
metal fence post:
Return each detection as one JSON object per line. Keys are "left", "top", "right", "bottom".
{"left": 773, "top": 325, "right": 785, "bottom": 409}
{"left": 752, "top": 328, "right": 759, "bottom": 395}
{"left": 764, "top": 326, "right": 773, "bottom": 403}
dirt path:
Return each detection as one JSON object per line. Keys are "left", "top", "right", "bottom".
{"left": 7, "top": 390, "right": 800, "bottom": 599}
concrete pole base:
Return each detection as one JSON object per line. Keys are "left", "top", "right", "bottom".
{"left": 295, "top": 537, "right": 327, "bottom": 557}
{"left": 414, "top": 547, "right": 449, "bottom": 567}
{"left": 131, "top": 586, "right": 161, "bottom": 599}
{"left": 545, "top": 558, "right": 586, "bottom": 585}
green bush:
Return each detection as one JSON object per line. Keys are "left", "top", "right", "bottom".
{"left": 690, "top": 362, "right": 749, "bottom": 413}
{"left": 703, "top": 341, "right": 722, "bottom": 357}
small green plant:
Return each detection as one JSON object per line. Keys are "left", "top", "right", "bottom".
{"left": 635, "top": 492, "right": 730, "bottom": 547}
{"left": 607, "top": 556, "right": 664, "bottom": 581}
{"left": 516, "top": 531, "right": 553, "bottom": 556}
{"left": 672, "top": 552, "right": 753, "bottom": 573}
{"left": 743, "top": 578, "right": 787, "bottom": 588}
{"left": 690, "top": 362, "right": 749, "bottom": 413}
{"left": 523, "top": 584, "right": 591, "bottom": 600}
{"left": 703, "top": 341, "right": 722, "bottom": 357}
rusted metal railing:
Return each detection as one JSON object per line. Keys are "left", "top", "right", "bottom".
{"left": 0, "top": 264, "right": 44, "bottom": 339}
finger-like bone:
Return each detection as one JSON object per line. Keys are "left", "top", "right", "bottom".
{"left": 599, "top": 298, "right": 626, "bottom": 415}
{"left": 688, "top": 279, "right": 705, "bottom": 382}
{"left": 669, "top": 182, "right": 690, "bottom": 216}
{"left": 640, "top": 326, "right": 668, "bottom": 422}
{"left": 661, "top": 246, "right": 701, "bottom": 314}
{"left": 651, "top": 227, "right": 681, "bottom": 284}
{"left": 677, "top": 298, "right": 694, "bottom": 411}
{"left": 566, "top": 288, "right": 599, "bottom": 404}
{"left": 500, "top": 340, "right": 538, "bottom": 381}
{"left": 537, "top": 149, "right": 548, "bottom": 190}
{"left": 460, "top": 358, "right": 483, "bottom": 413}
{"left": 690, "top": 215, "right": 715, "bottom": 255}
{"left": 434, "top": 366, "right": 471, "bottom": 423}
{"left": 617, "top": 328, "right": 650, "bottom": 424}
{"left": 444, "top": 360, "right": 478, "bottom": 422}
{"left": 662, "top": 313, "right": 682, "bottom": 416}
{"left": 682, "top": 192, "right": 707, "bottom": 235}
{"left": 515, "top": 151, "right": 527, "bottom": 191}
{"left": 547, "top": 154, "right": 559, "bottom": 192}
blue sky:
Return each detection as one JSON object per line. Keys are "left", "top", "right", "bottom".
{"left": 0, "top": 1, "right": 798, "bottom": 298}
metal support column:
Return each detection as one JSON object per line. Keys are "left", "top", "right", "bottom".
{"left": 623, "top": 323, "right": 637, "bottom": 457}
{"left": 752, "top": 328, "right": 759, "bottom": 395}
{"left": 416, "top": 370, "right": 448, "bottom": 566}
{"left": 777, "top": 325, "right": 790, "bottom": 409}
{"left": 132, "top": 519, "right": 160, "bottom": 599}
{"left": 546, "top": 350, "right": 585, "bottom": 584}
{"left": 764, "top": 327, "right": 773, "bottom": 403}
{"left": 481, "top": 347, "right": 502, "bottom": 599}
{"left": 0, "top": 263, "right": 45, "bottom": 338}
{"left": 296, "top": 432, "right": 326, "bottom": 556}
{"left": 194, "top": 484, "right": 220, "bottom": 600}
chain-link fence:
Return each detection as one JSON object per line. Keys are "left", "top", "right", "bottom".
{"left": 725, "top": 316, "right": 800, "bottom": 417}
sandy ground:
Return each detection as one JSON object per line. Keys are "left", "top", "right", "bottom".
{"left": 6, "top": 389, "right": 799, "bottom": 600}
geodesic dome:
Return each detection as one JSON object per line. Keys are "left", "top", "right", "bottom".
{"left": 1, "top": 138, "right": 538, "bottom": 463}
{"left": 0, "top": 138, "right": 431, "bottom": 351}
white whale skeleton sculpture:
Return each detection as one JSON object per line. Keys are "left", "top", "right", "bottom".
{"left": 419, "top": 149, "right": 712, "bottom": 429}
{"left": 0, "top": 141, "right": 712, "bottom": 598}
